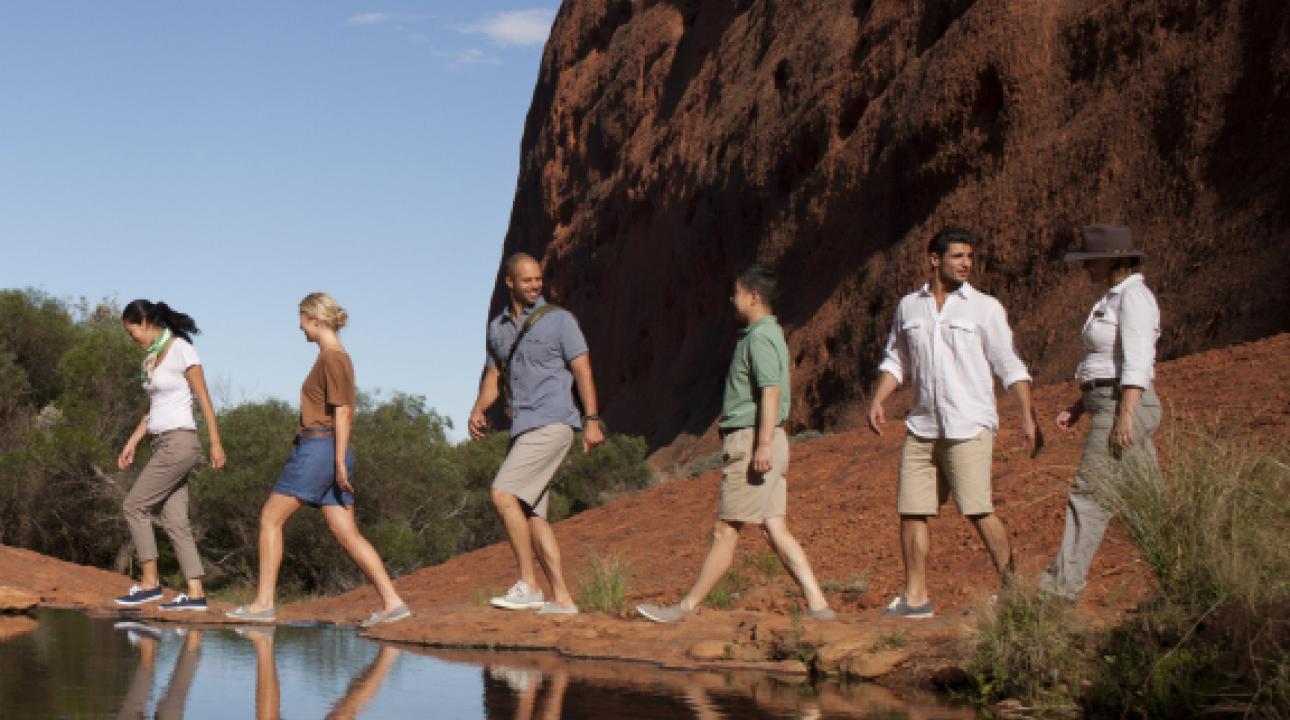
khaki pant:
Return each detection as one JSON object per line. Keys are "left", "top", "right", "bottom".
{"left": 718, "top": 427, "right": 789, "bottom": 523}
{"left": 492, "top": 423, "right": 575, "bottom": 519}
{"left": 897, "top": 428, "right": 995, "bottom": 516}
{"left": 1040, "top": 386, "right": 1162, "bottom": 600}
{"left": 123, "top": 430, "right": 205, "bottom": 579}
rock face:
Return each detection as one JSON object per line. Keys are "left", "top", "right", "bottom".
{"left": 494, "top": 0, "right": 1290, "bottom": 450}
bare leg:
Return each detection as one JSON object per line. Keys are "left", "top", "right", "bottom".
{"left": 326, "top": 645, "right": 402, "bottom": 720}
{"left": 763, "top": 517, "right": 829, "bottom": 611}
{"left": 321, "top": 505, "right": 404, "bottom": 612}
{"left": 139, "top": 559, "right": 161, "bottom": 589}
{"left": 527, "top": 517, "right": 574, "bottom": 606}
{"left": 247, "top": 629, "right": 279, "bottom": 720}
{"left": 249, "top": 493, "right": 302, "bottom": 611}
{"left": 969, "top": 513, "right": 1013, "bottom": 579}
{"left": 492, "top": 488, "right": 539, "bottom": 589}
{"left": 900, "top": 515, "right": 931, "bottom": 605}
{"left": 680, "top": 521, "right": 742, "bottom": 611}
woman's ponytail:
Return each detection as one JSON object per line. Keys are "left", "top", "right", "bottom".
{"left": 121, "top": 299, "right": 201, "bottom": 343}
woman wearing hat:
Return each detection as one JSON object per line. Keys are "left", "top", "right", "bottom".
{"left": 1040, "top": 225, "right": 1163, "bottom": 602}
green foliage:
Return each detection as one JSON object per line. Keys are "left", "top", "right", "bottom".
{"left": 704, "top": 569, "right": 751, "bottom": 610}
{"left": 819, "top": 570, "right": 871, "bottom": 595}
{"left": 0, "top": 290, "right": 655, "bottom": 598}
{"left": 742, "top": 548, "right": 782, "bottom": 580}
{"left": 574, "top": 551, "right": 633, "bottom": 613}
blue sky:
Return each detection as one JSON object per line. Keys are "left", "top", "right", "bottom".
{"left": 0, "top": 3, "right": 558, "bottom": 438}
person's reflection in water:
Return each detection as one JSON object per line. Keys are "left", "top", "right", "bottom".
{"left": 492, "top": 662, "right": 569, "bottom": 720}
{"left": 155, "top": 629, "right": 203, "bottom": 720}
{"left": 236, "top": 626, "right": 280, "bottom": 720}
{"left": 326, "top": 644, "right": 403, "bottom": 719}
{"left": 115, "top": 623, "right": 159, "bottom": 720}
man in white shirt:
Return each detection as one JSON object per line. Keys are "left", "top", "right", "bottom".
{"left": 867, "top": 228, "right": 1039, "bottom": 618}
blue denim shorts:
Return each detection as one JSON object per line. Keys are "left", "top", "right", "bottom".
{"left": 272, "top": 435, "right": 355, "bottom": 507}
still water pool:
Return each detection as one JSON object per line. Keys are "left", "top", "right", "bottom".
{"left": 0, "top": 609, "right": 970, "bottom": 718}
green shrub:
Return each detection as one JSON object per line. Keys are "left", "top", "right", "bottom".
{"left": 574, "top": 551, "right": 633, "bottom": 613}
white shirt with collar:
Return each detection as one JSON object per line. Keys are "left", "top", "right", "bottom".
{"left": 1076, "top": 273, "right": 1159, "bottom": 388}
{"left": 878, "top": 282, "right": 1032, "bottom": 440}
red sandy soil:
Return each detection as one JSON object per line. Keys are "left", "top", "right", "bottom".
{"left": 3, "top": 334, "right": 1287, "bottom": 682}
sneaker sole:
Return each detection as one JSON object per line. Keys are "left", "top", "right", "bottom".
{"left": 159, "top": 605, "right": 209, "bottom": 612}
{"left": 636, "top": 607, "right": 680, "bottom": 624}
{"left": 490, "top": 599, "right": 545, "bottom": 610}
{"left": 114, "top": 596, "right": 164, "bottom": 607}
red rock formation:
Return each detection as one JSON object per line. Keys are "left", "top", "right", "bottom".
{"left": 493, "top": 0, "right": 1290, "bottom": 452}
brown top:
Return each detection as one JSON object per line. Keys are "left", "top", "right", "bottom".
{"left": 299, "top": 349, "right": 356, "bottom": 431}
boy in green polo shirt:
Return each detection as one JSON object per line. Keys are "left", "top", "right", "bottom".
{"left": 637, "top": 265, "right": 835, "bottom": 623}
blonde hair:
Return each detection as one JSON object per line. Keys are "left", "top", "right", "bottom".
{"left": 299, "top": 292, "right": 349, "bottom": 330}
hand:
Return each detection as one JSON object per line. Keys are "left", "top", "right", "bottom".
{"left": 117, "top": 443, "right": 137, "bottom": 470}
{"left": 1056, "top": 401, "right": 1084, "bottom": 433}
{"left": 468, "top": 408, "right": 489, "bottom": 441}
{"left": 209, "top": 443, "right": 227, "bottom": 471}
{"left": 752, "top": 443, "right": 773, "bottom": 473}
{"left": 1112, "top": 414, "right": 1135, "bottom": 449}
{"left": 1020, "top": 413, "right": 1039, "bottom": 456}
{"left": 582, "top": 420, "right": 605, "bottom": 454}
{"left": 867, "top": 401, "right": 886, "bottom": 436}
{"left": 335, "top": 460, "right": 354, "bottom": 494}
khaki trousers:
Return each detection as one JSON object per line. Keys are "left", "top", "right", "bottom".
{"left": 123, "top": 429, "right": 205, "bottom": 579}
{"left": 1040, "top": 386, "right": 1162, "bottom": 600}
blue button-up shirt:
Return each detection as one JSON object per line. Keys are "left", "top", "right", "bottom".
{"left": 486, "top": 297, "right": 589, "bottom": 437}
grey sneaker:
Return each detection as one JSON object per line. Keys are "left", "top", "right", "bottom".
{"left": 635, "top": 603, "right": 696, "bottom": 624}
{"left": 536, "top": 602, "right": 579, "bottom": 615}
{"left": 803, "top": 607, "right": 837, "bottom": 621}
{"left": 225, "top": 605, "right": 276, "bottom": 623}
{"left": 490, "top": 580, "right": 545, "bottom": 610}
{"left": 880, "top": 596, "right": 934, "bottom": 618}
{"left": 360, "top": 603, "right": 411, "bottom": 627}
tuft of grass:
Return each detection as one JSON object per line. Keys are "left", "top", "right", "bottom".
{"left": 704, "top": 569, "right": 750, "bottom": 610}
{"left": 742, "top": 548, "right": 782, "bottom": 580}
{"left": 967, "top": 578, "right": 1086, "bottom": 711}
{"left": 820, "top": 570, "right": 871, "bottom": 595}
{"left": 685, "top": 452, "right": 723, "bottom": 478}
{"left": 471, "top": 588, "right": 493, "bottom": 607}
{"left": 872, "top": 631, "right": 908, "bottom": 652}
{"left": 574, "top": 551, "right": 633, "bottom": 614}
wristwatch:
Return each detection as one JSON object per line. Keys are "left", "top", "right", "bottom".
{"left": 583, "top": 415, "right": 601, "bottom": 423}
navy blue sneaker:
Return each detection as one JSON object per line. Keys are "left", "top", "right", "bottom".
{"left": 159, "top": 593, "right": 208, "bottom": 612}
{"left": 114, "top": 584, "right": 164, "bottom": 606}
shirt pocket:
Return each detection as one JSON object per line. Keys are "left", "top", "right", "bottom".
{"left": 942, "top": 317, "right": 978, "bottom": 348}
{"left": 516, "top": 333, "right": 562, "bottom": 365}
{"left": 899, "top": 319, "right": 925, "bottom": 351}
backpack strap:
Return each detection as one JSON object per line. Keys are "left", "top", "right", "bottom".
{"left": 498, "top": 304, "right": 561, "bottom": 399}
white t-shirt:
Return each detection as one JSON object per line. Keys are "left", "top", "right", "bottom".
{"left": 144, "top": 338, "right": 201, "bottom": 434}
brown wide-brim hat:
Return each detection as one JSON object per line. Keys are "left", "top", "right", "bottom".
{"left": 1063, "top": 224, "right": 1146, "bottom": 262}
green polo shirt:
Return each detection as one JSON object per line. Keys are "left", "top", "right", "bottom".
{"left": 719, "top": 315, "right": 791, "bottom": 429}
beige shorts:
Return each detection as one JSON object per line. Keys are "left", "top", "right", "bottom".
{"left": 897, "top": 428, "right": 994, "bottom": 516}
{"left": 492, "top": 423, "right": 574, "bottom": 519}
{"left": 718, "top": 427, "right": 788, "bottom": 523}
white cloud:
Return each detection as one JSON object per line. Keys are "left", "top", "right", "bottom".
{"left": 463, "top": 9, "right": 555, "bottom": 47}
{"left": 345, "top": 12, "right": 434, "bottom": 27}
{"left": 435, "top": 48, "right": 500, "bottom": 68}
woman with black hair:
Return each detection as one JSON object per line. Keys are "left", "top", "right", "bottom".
{"left": 115, "top": 299, "right": 226, "bottom": 611}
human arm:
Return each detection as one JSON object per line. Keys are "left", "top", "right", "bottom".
{"left": 1055, "top": 396, "right": 1085, "bottom": 433}
{"left": 1112, "top": 386, "right": 1143, "bottom": 449}
{"left": 185, "top": 365, "right": 226, "bottom": 470}
{"left": 333, "top": 403, "right": 354, "bottom": 493}
{"left": 468, "top": 366, "right": 502, "bottom": 440}
{"left": 117, "top": 415, "right": 150, "bottom": 470}
{"left": 1005, "top": 380, "right": 1040, "bottom": 455}
{"left": 753, "top": 385, "right": 781, "bottom": 473}
{"left": 866, "top": 372, "right": 900, "bottom": 436}
{"left": 569, "top": 353, "right": 604, "bottom": 454}
{"left": 1113, "top": 285, "right": 1158, "bottom": 448}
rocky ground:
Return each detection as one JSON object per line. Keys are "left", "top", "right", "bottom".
{"left": 3, "top": 334, "right": 1287, "bottom": 692}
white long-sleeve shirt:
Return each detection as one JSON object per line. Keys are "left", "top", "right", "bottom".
{"left": 1076, "top": 273, "right": 1159, "bottom": 388}
{"left": 878, "top": 283, "right": 1032, "bottom": 440}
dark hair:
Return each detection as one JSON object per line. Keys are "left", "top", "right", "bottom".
{"left": 736, "top": 264, "right": 779, "bottom": 307}
{"left": 121, "top": 300, "right": 200, "bottom": 344}
{"left": 927, "top": 227, "right": 979, "bottom": 257}
{"left": 504, "top": 252, "right": 540, "bottom": 279}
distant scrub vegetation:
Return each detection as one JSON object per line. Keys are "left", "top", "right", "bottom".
{"left": 0, "top": 289, "right": 653, "bottom": 596}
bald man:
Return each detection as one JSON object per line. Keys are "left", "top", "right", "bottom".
{"left": 469, "top": 253, "right": 605, "bottom": 615}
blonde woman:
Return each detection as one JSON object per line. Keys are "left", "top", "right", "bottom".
{"left": 116, "top": 300, "right": 225, "bottom": 611}
{"left": 227, "top": 293, "right": 409, "bottom": 627}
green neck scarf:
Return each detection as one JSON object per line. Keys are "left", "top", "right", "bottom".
{"left": 140, "top": 328, "right": 173, "bottom": 384}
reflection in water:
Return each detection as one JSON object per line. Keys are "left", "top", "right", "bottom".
{"left": 0, "top": 610, "right": 971, "bottom": 719}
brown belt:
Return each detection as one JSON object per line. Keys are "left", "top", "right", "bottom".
{"left": 296, "top": 429, "right": 335, "bottom": 442}
{"left": 1080, "top": 378, "right": 1119, "bottom": 392}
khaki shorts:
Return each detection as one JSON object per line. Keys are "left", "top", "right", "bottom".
{"left": 897, "top": 428, "right": 994, "bottom": 516}
{"left": 492, "top": 423, "right": 574, "bottom": 519}
{"left": 718, "top": 427, "right": 788, "bottom": 523}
